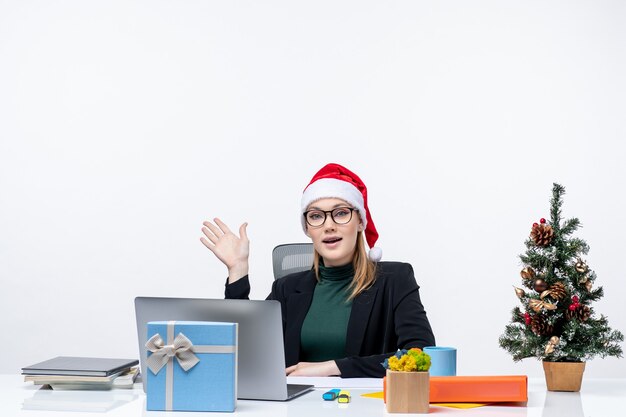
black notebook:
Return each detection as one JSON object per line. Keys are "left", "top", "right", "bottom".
{"left": 22, "top": 356, "right": 139, "bottom": 377}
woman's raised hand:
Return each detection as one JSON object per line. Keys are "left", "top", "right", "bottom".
{"left": 200, "top": 218, "right": 249, "bottom": 283}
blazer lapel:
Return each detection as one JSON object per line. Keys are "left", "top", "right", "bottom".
{"left": 284, "top": 272, "right": 317, "bottom": 366}
{"left": 345, "top": 286, "right": 379, "bottom": 356}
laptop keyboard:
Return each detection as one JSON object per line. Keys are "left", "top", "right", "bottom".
{"left": 287, "top": 384, "right": 314, "bottom": 399}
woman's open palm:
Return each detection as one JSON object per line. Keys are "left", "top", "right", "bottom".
{"left": 200, "top": 218, "right": 249, "bottom": 272}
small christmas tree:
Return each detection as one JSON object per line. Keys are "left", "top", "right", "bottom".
{"left": 499, "top": 183, "right": 623, "bottom": 362}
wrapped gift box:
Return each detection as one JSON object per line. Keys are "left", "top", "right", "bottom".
{"left": 146, "top": 321, "right": 237, "bottom": 412}
{"left": 384, "top": 375, "right": 528, "bottom": 404}
{"left": 429, "top": 375, "right": 527, "bottom": 403}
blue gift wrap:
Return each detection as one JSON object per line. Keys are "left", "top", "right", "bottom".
{"left": 146, "top": 321, "right": 238, "bottom": 412}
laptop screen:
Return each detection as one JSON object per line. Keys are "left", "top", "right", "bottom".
{"left": 134, "top": 297, "right": 310, "bottom": 400}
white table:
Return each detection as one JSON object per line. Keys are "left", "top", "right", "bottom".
{"left": 1, "top": 375, "right": 624, "bottom": 416}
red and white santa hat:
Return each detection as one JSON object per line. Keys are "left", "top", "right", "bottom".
{"left": 301, "top": 163, "right": 382, "bottom": 261}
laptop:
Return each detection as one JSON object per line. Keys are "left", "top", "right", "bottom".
{"left": 134, "top": 297, "right": 314, "bottom": 401}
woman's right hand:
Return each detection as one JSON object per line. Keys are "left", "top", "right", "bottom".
{"left": 200, "top": 218, "right": 249, "bottom": 283}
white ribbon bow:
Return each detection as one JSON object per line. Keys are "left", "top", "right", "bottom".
{"left": 145, "top": 332, "right": 200, "bottom": 374}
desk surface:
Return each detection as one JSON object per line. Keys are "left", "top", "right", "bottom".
{"left": 1, "top": 375, "right": 624, "bottom": 417}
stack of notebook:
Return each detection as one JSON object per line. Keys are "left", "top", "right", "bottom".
{"left": 22, "top": 356, "right": 139, "bottom": 390}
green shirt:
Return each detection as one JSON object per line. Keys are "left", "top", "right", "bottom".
{"left": 299, "top": 263, "right": 354, "bottom": 362}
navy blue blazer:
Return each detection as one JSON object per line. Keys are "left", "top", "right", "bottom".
{"left": 225, "top": 261, "right": 436, "bottom": 377}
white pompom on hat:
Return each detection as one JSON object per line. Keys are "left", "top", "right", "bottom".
{"left": 301, "top": 163, "right": 382, "bottom": 261}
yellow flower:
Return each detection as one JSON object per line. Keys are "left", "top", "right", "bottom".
{"left": 384, "top": 348, "right": 431, "bottom": 372}
{"left": 388, "top": 356, "right": 401, "bottom": 371}
{"left": 401, "top": 355, "right": 417, "bottom": 372}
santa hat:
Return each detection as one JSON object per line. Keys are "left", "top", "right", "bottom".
{"left": 301, "top": 163, "right": 382, "bottom": 261}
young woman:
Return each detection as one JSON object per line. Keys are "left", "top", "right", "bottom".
{"left": 200, "top": 163, "right": 435, "bottom": 378}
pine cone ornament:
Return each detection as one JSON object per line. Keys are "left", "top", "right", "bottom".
{"left": 531, "top": 223, "right": 554, "bottom": 246}
{"left": 541, "top": 282, "right": 567, "bottom": 301}
{"left": 531, "top": 315, "right": 554, "bottom": 336}
{"left": 566, "top": 305, "right": 591, "bottom": 322}
{"left": 579, "top": 305, "right": 591, "bottom": 321}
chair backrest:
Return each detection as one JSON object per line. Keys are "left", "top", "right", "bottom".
{"left": 272, "top": 243, "right": 314, "bottom": 280}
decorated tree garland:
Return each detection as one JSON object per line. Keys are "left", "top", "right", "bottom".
{"left": 499, "top": 184, "right": 623, "bottom": 362}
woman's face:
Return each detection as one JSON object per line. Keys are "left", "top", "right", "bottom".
{"left": 304, "top": 197, "right": 363, "bottom": 267}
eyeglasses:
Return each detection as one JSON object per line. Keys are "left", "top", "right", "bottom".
{"left": 303, "top": 207, "right": 356, "bottom": 228}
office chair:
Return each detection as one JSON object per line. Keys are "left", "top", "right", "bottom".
{"left": 272, "top": 243, "right": 314, "bottom": 280}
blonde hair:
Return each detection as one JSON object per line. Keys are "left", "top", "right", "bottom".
{"left": 312, "top": 231, "right": 377, "bottom": 300}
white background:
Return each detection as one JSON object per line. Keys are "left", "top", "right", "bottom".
{"left": 1, "top": 0, "right": 624, "bottom": 378}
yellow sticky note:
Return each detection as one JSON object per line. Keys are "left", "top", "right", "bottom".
{"left": 359, "top": 392, "right": 489, "bottom": 409}
{"left": 361, "top": 391, "right": 384, "bottom": 399}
